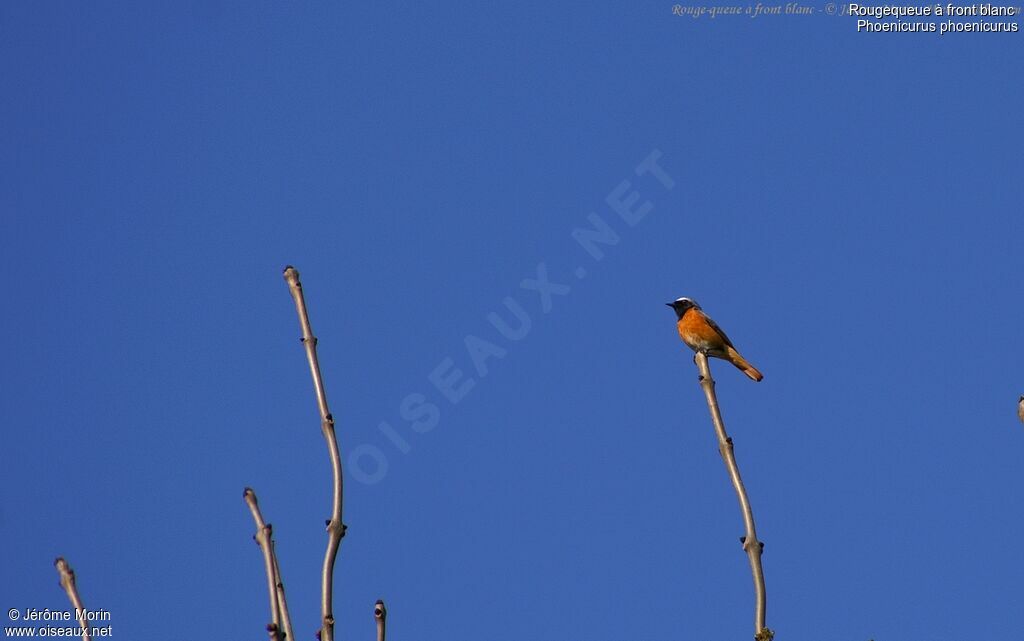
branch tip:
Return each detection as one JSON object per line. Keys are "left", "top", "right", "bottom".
{"left": 243, "top": 488, "right": 293, "bottom": 641}
{"left": 53, "top": 557, "right": 91, "bottom": 641}
{"left": 374, "top": 599, "right": 387, "bottom": 641}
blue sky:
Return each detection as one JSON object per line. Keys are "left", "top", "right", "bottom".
{"left": 1, "top": 3, "right": 1022, "bottom": 640}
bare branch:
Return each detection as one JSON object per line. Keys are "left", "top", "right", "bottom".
{"left": 693, "top": 352, "right": 772, "bottom": 641}
{"left": 374, "top": 600, "right": 386, "bottom": 641}
{"left": 244, "top": 488, "right": 292, "bottom": 641}
{"left": 53, "top": 557, "right": 92, "bottom": 641}
{"left": 272, "top": 545, "right": 295, "bottom": 641}
{"left": 283, "top": 265, "right": 345, "bottom": 641}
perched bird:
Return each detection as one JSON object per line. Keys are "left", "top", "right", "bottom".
{"left": 1018, "top": 396, "right": 1024, "bottom": 425}
{"left": 667, "top": 297, "right": 763, "bottom": 382}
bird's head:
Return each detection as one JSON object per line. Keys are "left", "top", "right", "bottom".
{"left": 666, "top": 297, "right": 700, "bottom": 319}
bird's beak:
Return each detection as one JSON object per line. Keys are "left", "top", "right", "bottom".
{"left": 665, "top": 302, "right": 675, "bottom": 308}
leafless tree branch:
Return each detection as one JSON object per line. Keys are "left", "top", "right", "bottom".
{"left": 374, "top": 600, "right": 386, "bottom": 641}
{"left": 53, "top": 557, "right": 92, "bottom": 641}
{"left": 693, "top": 352, "right": 772, "bottom": 641}
{"left": 273, "top": 546, "right": 295, "bottom": 640}
{"left": 244, "top": 487, "right": 294, "bottom": 641}
{"left": 283, "top": 265, "right": 346, "bottom": 641}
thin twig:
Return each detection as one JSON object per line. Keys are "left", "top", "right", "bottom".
{"left": 53, "top": 558, "right": 92, "bottom": 641}
{"left": 374, "top": 600, "right": 386, "bottom": 641}
{"left": 244, "top": 488, "right": 291, "bottom": 641}
{"left": 693, "top": 352, "right": 772, "bottom": 641}
{"left": 272, "top": 545, "right": 295, "bottom": 641}
{"left": 283, "top": 265, "right": 346, "bottom": 641}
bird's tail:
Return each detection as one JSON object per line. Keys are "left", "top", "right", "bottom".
{"left": 725, "top": 346, "right": 763, "bottom": 382}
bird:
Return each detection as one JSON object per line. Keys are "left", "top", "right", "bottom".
{"left": 1018, "top": 396, "right": 1024, "bottom": 425}
{"left": 667, "top": 297, "right": 763, "bottom": 382}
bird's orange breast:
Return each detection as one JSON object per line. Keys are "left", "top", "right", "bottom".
{"left": 677, "top": 309, "right": 726, "bottom": 351}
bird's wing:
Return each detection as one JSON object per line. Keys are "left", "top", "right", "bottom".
{"left": 701, "top": 310, "right": 736, "bottom": 348}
